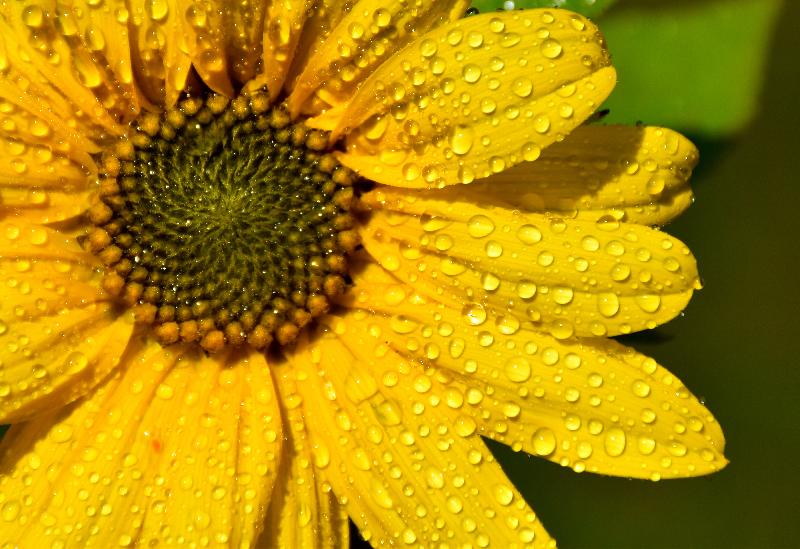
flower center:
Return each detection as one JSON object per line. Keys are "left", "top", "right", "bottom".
{"left": 87, "top": 90, "right": 359, "bottom": 352}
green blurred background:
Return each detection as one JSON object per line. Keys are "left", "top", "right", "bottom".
{"left": 363, "top": 0, "right": 800, "bottom": 546}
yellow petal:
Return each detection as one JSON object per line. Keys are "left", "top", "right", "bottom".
{"left": 0, "top": 5, "right": 136, "bottom": 134}
{"left": 215, "top": 2, "right": 268, "bottom": 86}
{"left": 0, "top": 18, "right": 115, "bottom": 155}
{"left": 280, "top": 327, "right": 556, "bottom": 548}
{"left": 339, "top": 279, "right": 727, "bottom": 480}
{"left": 0, "top": 341, "right": 284, "bottom": 546}
{"left": 127, "top": 0, "right": 193, "bottom": 105}
{"left": 52, "top": 0, "right": 148, "bottom": 117}
{"left": 176, "top": 0, "right": 242, "bottom": 98}
{"left": 288, "top": 0, "right": 469, "bottom": 117}
{"left": 0, "top": 221, "right": 130, "bottom": 423}
{"left": 0, "top": 185, "right": 91, "bottom": 224}
{"left": 260, "top": 372, "right": 350, "bottom": 548}
{"left": 360, "top": 197, "right": 700, "bottom": 339}
{"left": 335, "top": 9, "right": 615, "bottom": 187}
{"left": 402, "top": 125, "right": 698, "bottom": 226}
{"left": 0, "top": 134, "right": 93, "bottom": 223}
{"left": 250, "top": 0, "right": 312, "bottom": 103}
{"left": 279, "top": 0, "right": 357, "bottom": 103}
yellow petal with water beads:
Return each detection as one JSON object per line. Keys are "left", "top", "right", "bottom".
{"left": 0, "top": 136, "right": 93, "bottom": 223}
{"left": 278, "top": 330, "right": 556, "bottom": 548}
{"left": 250, "top": 0, "right": 312, "bottom": 103}
{"left": 288, "top": 0, "right": 469, "bottom": 117}
{"left": 49, "top": 0, "right": 146, "bottom": 117}
{"left": 124, "top": 0, "right": 197, "bottom": 105}
{"left": 337, "top": 268, "right": 726, "bottom": 480}
{"left": 175, "top": 1, "right": 235, "bottom": 97}
{"left": 0, "top": 19, "right": 112, "bottom": 157}
{"left": 361, "top": 195, "right": 700, "bottom": 339}
{"left": 414, "top": 125, "right": 699, "bottom": 226}
{"left": 278, "top": 0, "right": 370, "bottom": 107}
{"left": 0, "top": 343, "right": 283, "bottom": 546}
{"left": 262, "top": 366, "right": 350, "bottom": 548}
{"left": 0, "top": 221, "right": 131, "bottom": 423}
{"left": 0, "top": 3, "right": 135, "bottom": 134}
{"left": 335, "top": 9, "right": 615, "bottom": 188}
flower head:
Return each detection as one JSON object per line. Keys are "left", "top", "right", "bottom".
{"left": 0, "top": 2, "right": 725, "bottom": 547}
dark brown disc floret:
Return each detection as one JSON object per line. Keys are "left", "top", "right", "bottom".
{"left": 87, "top": 90, "right": 359, "bottom": 352}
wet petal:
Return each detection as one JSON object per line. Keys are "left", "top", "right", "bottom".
{"left": 261, "top": 369, "right": 350, "bottom": 547}
{"left": 340, "top": 272, "right": 727, "bottom": 479}
{"left": 280, "top": 0, "right": 359, "bottom": 103}
{"left": 279, "top": 326, "right": 556, "bottom": 548}
{"left": 250, "top": 0, "right": 312, "bottom": 102}
{"left": 361, "top": 196, "right": 700, "bottom": 338}
{"left": 0, "top": 341, "right": 283, "bottom": 546}
{"left": 0, "top": 221, "right": 130, "bottom": 423}
{"left": 212, "top": 1, "right": 268, "bottom": 86}
{"left": 53, "top": 0, "right": 147, "bottom": 116}
{"left": 410, "top": 125, "right": 699, "bottom": 226}
{"left": 288, "top": 0, "right": 469, "bottom": 117}
{"left": 0, "top": 4, "right": 138, "bottom": 133}
{"left": 0, "top": 133, "right": 93, "bottom": 223}
{"left": 177, "top": 0, "right": 270, "bottom": 97}
{"left": 127, "top": 0, "right": 193, "bottom": 105}
{"left": 0, "top": 15, "right": 123, "bottom": 152}
{"left": 335, "top": 9, "right": 615, "bottom": 187}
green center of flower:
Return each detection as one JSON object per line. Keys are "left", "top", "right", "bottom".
{"left": 87, "top": 91, "right": 359, "bottom": 352}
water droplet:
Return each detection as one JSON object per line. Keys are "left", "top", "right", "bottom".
{"left": 462, "top": 64, "right": 482, "bottom": 83}
{"left": 22, "top": 6, "right": 45, "bottom": 28}
{"left": 1, "top": 500, "right": 20, "bottom": 522}
{"left": 467, "top": 215, "right": 495, "bottom": 238}
{"left": 511, "top": 77, "right": 533, "bottom": 98}
{"left": 147, "top": 0, "right": 169, "bottom": 21}
{"left": 516, "top": 224, "right": 542, "bottom": 245}
{"left": 638, "top": 437, "right": 656, "bottom": 455}
{"left": 517, "top": 280, "right": 537, "bottom": 299}
{"left": 449, "top": 125, "right": 474, "bottom": 155}
{"left": 632, "top": 379, "right": 651, "bottom": 398}
{"left": 604, "top": 427, "right": 627, "bottom": 457}
{"left": 344, "top": 368, "right": 378, "bottom": 403}
{"left": 485, "top": 241, "right": 503, "bottom": 258}
{"left": 552, "top": 287, "right": 574, "bottom": 305}
{"left": 481, "top": 272, "right": 500, "bottom": 291}
{"left": 522, "top": 142, "right": 541, "bottom": 162}
{"left": 597, "top": 293, "right": 620, "bottom": 317}
{"left": 505, "top": 357, "right": 531, "bottom": 382}
{"left": 155, "top": 383, "right": 173, "bottom": 399}
{"left": 533, "top": 115, "right": 551, "bottom": 134}
{"left": 540, "top": 38, "right": 563, "bottom": 59}
{"left": 635, "top": 294, "right": 661, "bottom": 313}
{"left": 454, "top": 416, "right": 477, "bottom": 437}
{"left": 532, "top": 427, "right": 556, "bottom": 456}
{"left": 371, "top": 479, "right": 394, "bottom": 509}
{"left": 462, "top": 303, "right": 487, "bottom": 326}
{"left": 493, "top": 484, "right": 514, "bottom": 506}
{"left": 467, "top": 31, "right": 484, "bottom": 48}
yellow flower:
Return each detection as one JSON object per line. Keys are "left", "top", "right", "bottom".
{"left": 0, "top": 1, "right": 725, "bottom": 547}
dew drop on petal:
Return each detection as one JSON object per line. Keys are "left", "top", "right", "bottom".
{"left": 604, "top": 427, "right": 627, "bottom": 457}
{"left": 532, "top": 427, "right": 556, "bottom": 456}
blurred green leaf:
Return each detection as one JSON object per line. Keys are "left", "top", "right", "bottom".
{"left": 470, "top": 0, "right": 618, "bottom": 18}
{"left": 599, "top": 0, "right": 781, "bottom": 135}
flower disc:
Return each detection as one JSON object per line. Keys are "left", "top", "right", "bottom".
{"left": 87, "top": 91, "right": 359, "bottom": 351}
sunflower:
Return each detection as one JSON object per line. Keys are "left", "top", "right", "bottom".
{"left": 0, "top": 1, "right": 726, "bottom": 547}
